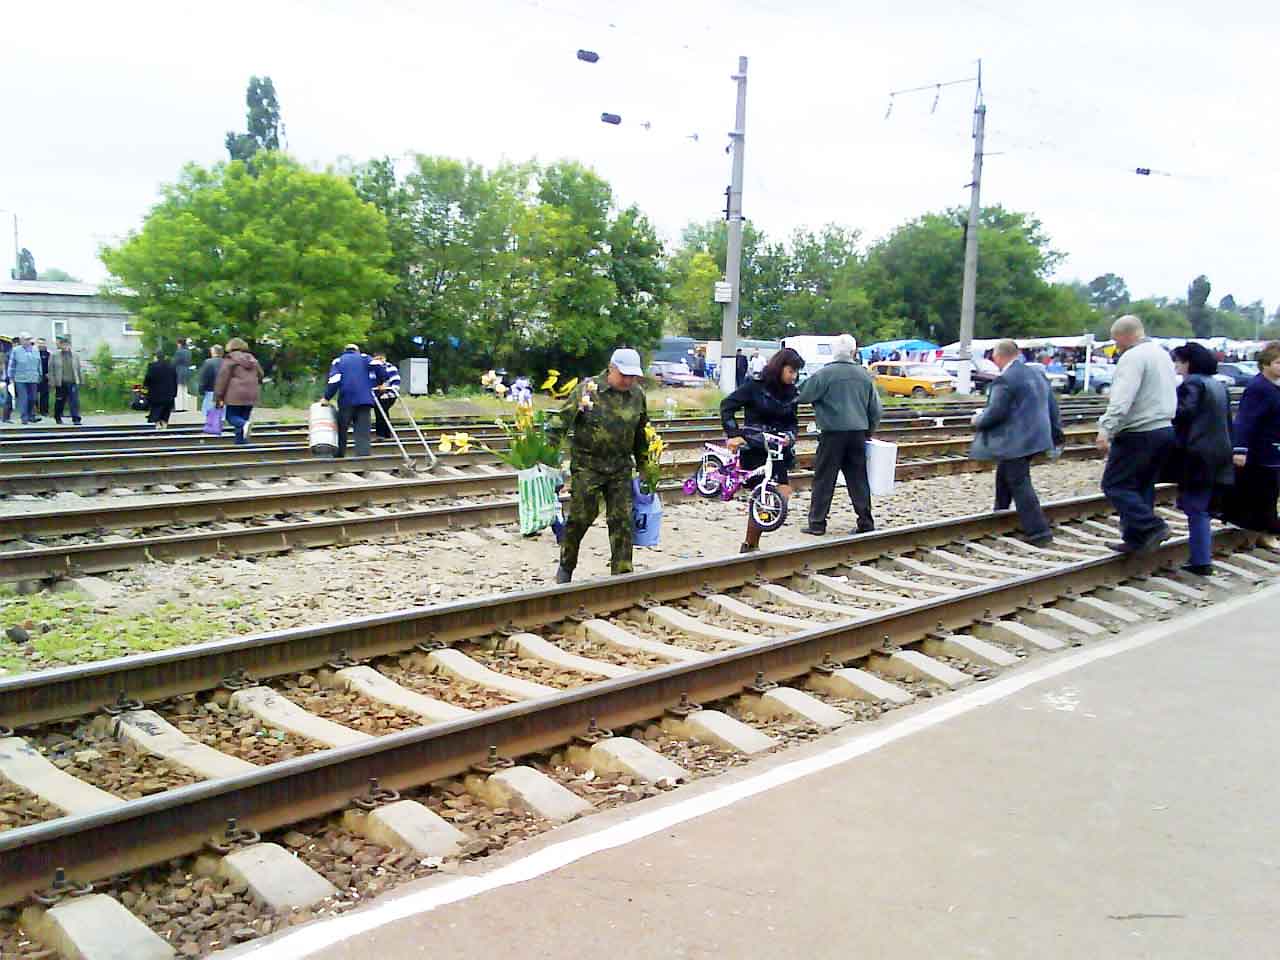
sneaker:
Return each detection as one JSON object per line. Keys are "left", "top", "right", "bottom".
{"left": 242, "top": 418, "right": 253, "bottom": 441}
{"left": 1180, "top": 562, "right": 1213, "bottom": 576}
{"left": 555, "top": 565, "right": 572, "bottom": 584}
{"left": 800, "top": 525, "right": 826, "bottom": 536}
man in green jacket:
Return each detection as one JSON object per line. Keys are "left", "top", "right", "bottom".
{"left": 549, "top": 348, "right": 649, "bottom": 583}
{"left": 798, "top": 334, "right": 882, "bottom": 535}
{"left": 48, "top": 336, "right": 84, "bottom": 425}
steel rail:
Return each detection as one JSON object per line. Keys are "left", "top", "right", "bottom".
{"left": 0, "top": 503, "right": 1253, "bottom": 906}
{"left": 0, "top": 446, "right": 1102, "bottom": 581}
{"left": 0, "top": 489, "right": 1163, "bottom": 728}
{"left": 0, "top": 428, "right": 1099, "bottom": 501}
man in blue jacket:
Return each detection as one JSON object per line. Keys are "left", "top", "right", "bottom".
{"left": 970, "top": 339, "right": 1065, "bottom": 544}
{"left": 323, "top": 344, "right": 385, "bottom": 458}
{"left": 7, "top": 333, "right": 44, "bottom": 424}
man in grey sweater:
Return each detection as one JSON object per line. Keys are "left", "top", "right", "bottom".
{"left": 1096, "top": 315, "right": 1178, "bottom": 552}
{"left": 799, "top": 334, "right": 882, "bottom": 535}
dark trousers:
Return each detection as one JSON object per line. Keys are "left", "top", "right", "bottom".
{"left": 1177, "top": 487, "right": 1213, "bottom": 566}
{"left": 1101, "top": 427, "right": 1175, "bottom": 545}
{"left": 225, "top": 404, "right": 253, "bottom": 444}
{"left": 37, "top": 381, "right": 49, "bottom": 415}
{"left": 994, "top": 456, "right": 1050, "bottom": 539}
{"left": 807, "top": 430, "right": 872, "bottom": 530}
{"left": 54, "top": 384, "right": 81, "bottom": 423}
{"left": 16, "top": 382, "right": 38, "bottom": 422}
{"left": 373, "top": 395, "right": 396, "bottom": 439}
{"left": 336, "top": 404, "right": 373, "bottom": 458}
{"left": 1227, "top": 464, "right": 1280, "bottom": 533}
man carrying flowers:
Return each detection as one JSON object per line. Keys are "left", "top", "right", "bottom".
{"left": 549, "top": 348, "right": 649, "bottom": 583}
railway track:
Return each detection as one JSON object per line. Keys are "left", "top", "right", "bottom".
{"left": 0, "top": 435, "right": 1102, "bottom": 583}
{"left": 0, "top": 494, "right": 1272, "bottom": 958}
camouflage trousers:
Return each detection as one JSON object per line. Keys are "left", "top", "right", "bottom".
{"left": 559, "top": 468, "right": 633, "bottom": 576}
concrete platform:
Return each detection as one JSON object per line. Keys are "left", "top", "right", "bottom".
{"left": 226, "top": 582, "right": 1280, "bottom": 960}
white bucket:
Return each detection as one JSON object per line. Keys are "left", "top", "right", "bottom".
{"left": 866, "top": 438, "right": 897, "bottom": 496}
{"left": 308, "top": 402, "right": 338, "bottom": 457}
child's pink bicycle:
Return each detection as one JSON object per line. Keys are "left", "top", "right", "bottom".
{"left": 682, "top": 428, "right": 792, "bottom": 531}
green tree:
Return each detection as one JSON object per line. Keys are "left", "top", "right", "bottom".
{"left": 1126, "top": 299, "right": 1192, "bottom": 337}
{"left": 101, "top": 153, "right": 394, "bottom": 381}
{"left": 779, "top": 225, "right": 901, "bottom": 342}
{"left": 226, "top": 76, "right": 282, "bottom": 164}
{"left": 664, "top": 248, "right": 720, "bottom": 338}
{"left": 38, "top": 267, "right": 80, "bottom": 282}
{"left": 13, "top": 248, "right": 36, "bottom": 281}
{"left": 860, "top": 206, "right": 1078, "bottom": 344}
{"left": 1086, "top": 273, "right": 1130, "bottom": 312}
{"left": 671, "top": 220, "right": 791, "bottom": 339}
{"left": 1219, "top": 294, "right": 1237, "bottom": 312}
{"left": 1187, "top": 274, "right": 1212, "bottom": 338}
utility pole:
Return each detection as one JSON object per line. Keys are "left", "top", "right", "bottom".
{"left": 718, "top": 56, "right": 748, "bottom": 394}
{"left": 956, "top": 62, "right": 985, "bottom": 396}
{"left": 0, "top": 211, "right": 17, "bottom": 280}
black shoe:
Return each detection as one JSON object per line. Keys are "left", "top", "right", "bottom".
{"left": 1180, "top": 562, "right": 1213, "bottom": 576}
{"left": 740, "top": 543, "right": 758, "bottom": 554}
{"left": 1135, "top": 523, "right": 1172, "bottom": 554}
{"left": 1107, "top": 540, "right": 1135, "bottom": 554}
{"left": 855, "top": 518, "right": 875, "bottom": 534}
{"left": 801, "top": 525, "right": 826, "bottom": 536}
{"left": 555, "top": 565, "right": 572, "bottom": 584}
{"left": 1026, "top": 533, "right": 1054, "bottom": 546}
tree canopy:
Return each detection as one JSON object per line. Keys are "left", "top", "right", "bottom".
{"left": 226, "top": 76, "right": 282, "bottom": 165}
{"left": 101, "top": 153, "right": 394, "bottom": 379}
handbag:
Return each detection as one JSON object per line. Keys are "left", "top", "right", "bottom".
{"left": 203, "top": 405, "right": 224, "bottom": 435}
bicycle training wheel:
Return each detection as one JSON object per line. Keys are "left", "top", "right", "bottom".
{"left": 695, "top": 455, "right": 725, "bottom": 497}
{"left": 748, "top": 484, "right": 788, "bottom": 532}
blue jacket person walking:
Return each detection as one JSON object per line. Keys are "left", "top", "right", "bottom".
{"left": 970, "top": 340, "right": 1065, "bottom": 544}
{"left": 324, "top": 344, "right": 385, "bottom": 458}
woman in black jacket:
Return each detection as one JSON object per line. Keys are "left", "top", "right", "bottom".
{"left": 721, "top": 347, "right": 804, "bottom": 553}
{"left": 143, "top": 349, "right": 178, "bottom": 429}
{"left": 1170, "top": 343, "right": 1233, "bottom": 574}
{"left": 1228, "top": 341, "right": 1280, "bottom": 534}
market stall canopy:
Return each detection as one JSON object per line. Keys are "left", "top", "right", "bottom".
{"left": 859, "top": 338, "right": 939, "bottom": 359}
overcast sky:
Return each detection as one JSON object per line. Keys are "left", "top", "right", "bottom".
{"left": 5, "top": 0, "right": 1276, "bottom": 313}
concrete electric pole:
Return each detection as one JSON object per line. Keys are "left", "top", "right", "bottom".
{"left": 718, "top": 56, "right": 748, "bottom": 395}
{"left": 956, "top": 63, "right": 985, "bottom": 396}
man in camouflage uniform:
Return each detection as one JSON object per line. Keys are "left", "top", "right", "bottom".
{"left": 551, "top": 348, "right": 649, "bottom": 583}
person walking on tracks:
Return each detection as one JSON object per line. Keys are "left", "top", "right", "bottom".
{"left": 323, "top": 344, "right": 385, "bottom": 458}
{"left": 197, "top": 345, "right": 224, "bottom": 424}
{"left": 370, "top": 352, "right": 401, "bottom": 440}
{"left": 49, "top": 336, "right": 84, "bottom": 426}
{"left": 722, "top": 347, "right": 804, "bottom": 553}
{"left": 7, "top": 333, "right": 43, "bottom": 424}
{"left": 214, "top": 338, "right": 264, "bottom": 444}
{"left": 800, "top": 334, "right": 881, "bottom": 537}
{"left": 1226, "top": 340, "right": 1280, "bottom": 535}
{"left": 550, "top": 348, "right": 649, "bottom": 583}
{"left": 970, "top": 339, "right": 1065, "bottom": 545}
{"left": 1169, "top": 343, "right": 1233, "bottom": 574}
{"left": 36, "top": 337, "right": 51, "bottom": 417}
{"left": 143, "top": 349, "right": 178, "bottom": 429}
{"left": 172, "top": 338, "right": 193, "bottom": 413}
{"left": 1096, "top": 315, "right": 1178, "bottom": 553}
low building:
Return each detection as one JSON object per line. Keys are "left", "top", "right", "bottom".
{"left": 0, "top": 280, "right": 142, "bottom": 359}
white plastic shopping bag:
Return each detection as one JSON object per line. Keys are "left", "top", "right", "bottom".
{"left": 866, "top": 438, "right": 897, "bottom": 496}
{"left": 517, "top": 464, "right": 563, "bottom": 536}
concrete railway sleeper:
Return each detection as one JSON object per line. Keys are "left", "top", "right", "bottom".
{"left": 0, "top": 499, "right": 1271, "bottom": 957}
{"left": 0, "top": 444, "right": 1103, "bottom": 583}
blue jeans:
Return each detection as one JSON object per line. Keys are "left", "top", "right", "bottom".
{"left": 225, "top": 404, "right": 253, "bottom": 444}
{"left": 1177, "top": 488, "right": 1212, "bottom": 566}
{"left": 1101, "top": 427, "right": 1175, "bottom": 546}
{"left": 15, "top": 382, "right": 38, "bottom": 422}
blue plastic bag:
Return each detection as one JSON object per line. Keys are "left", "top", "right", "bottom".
{"left": 631, "top": 478, "right": 663, "bottom": 547}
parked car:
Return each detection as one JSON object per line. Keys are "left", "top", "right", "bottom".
{"left": 648, "top": 361, "right": 707, "bottom": 388}
{"left": 940, "top": 356, "right": 1000, "bottom": 394}
{"left": 1216, "top": 361, "right": 1257, "bottom": 388}
{"left": 1074, "top": 362, "right": 1115, "bottom": 394}
{"left": 1025, "top": 362, "right": 1069, "bottom": 393}
{"left": 869, "top": 362, "right": 956, "bottom": 398}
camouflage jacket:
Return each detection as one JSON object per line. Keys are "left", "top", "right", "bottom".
{"left": 550, "top": 372, "right": 648, "bottom": 476}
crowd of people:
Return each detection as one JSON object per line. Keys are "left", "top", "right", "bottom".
{"left": 0, "top": 332, "right": 83, "bottom": 425}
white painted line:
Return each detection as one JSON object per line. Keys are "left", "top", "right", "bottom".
{"left": 236, "top": 580, "right": 1280, "bottom": 960}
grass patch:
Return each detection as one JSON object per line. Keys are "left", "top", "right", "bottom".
{"left": 0, "top": 593, "right": 225, "bottom": 675}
